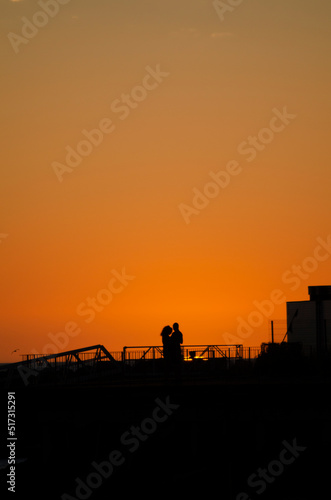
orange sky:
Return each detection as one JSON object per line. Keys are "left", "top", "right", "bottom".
{"left": 1, "top": 0, "right": 331, "bottom": 362}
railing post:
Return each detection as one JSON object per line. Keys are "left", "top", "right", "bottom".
{"left": 152, "top": 347, "right": 155, "bottom": 374}
{"left": 122, "top": 347, "right": 127, "bottom": 373}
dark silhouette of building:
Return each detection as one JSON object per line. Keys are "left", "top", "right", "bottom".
{"left": 287, "top": 286, "right": 331, "bottom": 355}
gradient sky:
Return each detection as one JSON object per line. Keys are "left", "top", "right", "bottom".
{"left": 1, "top": 0, "right": 331, "bottom": 362}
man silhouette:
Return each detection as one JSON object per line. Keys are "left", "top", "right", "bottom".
{"left": 171, "top": 322, "right": 183, "bottom": 365}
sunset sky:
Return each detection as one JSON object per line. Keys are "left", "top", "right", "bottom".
{"left": 1, "top": 0, "right": 331, "bottom": 362}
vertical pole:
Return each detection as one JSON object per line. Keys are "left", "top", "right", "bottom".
{"left": 122, "top": 347, "right": 126, "bottom": 373}
{"left": 271, "top": 320, "right": 274, "bottom": 344}
{"left": 153, "top": 347, "right": 155, "bottom": 374}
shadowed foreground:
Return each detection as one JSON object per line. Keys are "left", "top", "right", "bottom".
{"left": 1, "top": 376, "right": 330, "bottom": 500}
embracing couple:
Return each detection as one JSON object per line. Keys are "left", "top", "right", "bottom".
{"left": 160, "top": 322, "right": 183, "bottom": 365}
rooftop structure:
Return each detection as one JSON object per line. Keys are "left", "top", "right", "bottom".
{"left": 287, "top": 286, "right": 331, "bottom": 355}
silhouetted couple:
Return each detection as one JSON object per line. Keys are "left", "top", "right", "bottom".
{"left": 161, "top": 323, "right": 183, "bottom": 375}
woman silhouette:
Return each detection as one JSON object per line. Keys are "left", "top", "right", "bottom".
{"left": 160, "top": 325, "right": 172, "bottom": 366}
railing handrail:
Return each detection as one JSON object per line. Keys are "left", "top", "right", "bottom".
{"left": 123, "top": 344, "right": 243, "bottom": 349}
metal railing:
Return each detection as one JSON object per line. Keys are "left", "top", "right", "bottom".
{"left": 19, "top": 344, "right": 120, "bottom": 371}
{"left": 5, "top": 344, "right": 263, "bottom": 385}
{"left": 122, "top": 344, "right": 261, "bottom": 363}
{"left": 18, "top": 344, "right": 262, "bottom": 369}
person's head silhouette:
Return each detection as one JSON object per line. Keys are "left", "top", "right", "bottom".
{"left": 161, "top": 325, "right": 172, "bottom": 337}
{"left": 173, "top": 322, "right": 179, "bottom": 331}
